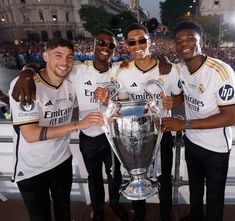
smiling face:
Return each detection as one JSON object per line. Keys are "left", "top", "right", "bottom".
{"left": 43, "top": 46, "right": 74, "bottom": 80}
{"left": 94, "top": 33, "right": 116, "bottom": 63}
{"left": 175, "top": 29, "right": 203, "bottom": 61}
{"left": 126, "top": 29, "right": 151, "bottom": 60}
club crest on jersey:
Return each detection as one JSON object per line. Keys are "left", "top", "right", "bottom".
{"left": 19, "top": 101, "right": 35, "bottom": 112}
{"left": 219, "top": 85, "right": 234, "bottom": 101}
{"left": 198, "top": 84, "right": 205, "bottom": 94}
{"left": 157, "top": 78, "right": 164, "bottom": 85}
{"left": 68, "top": 93, "right": 73, "bottom": 102}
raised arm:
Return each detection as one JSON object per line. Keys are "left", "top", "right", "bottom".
{"left": 11, "top": 63, "right": 43, "bottom": 104}
{"left": 20, "top": 112, "right": 104, "bottom": 143}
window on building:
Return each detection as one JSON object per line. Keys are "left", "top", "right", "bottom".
{"left": 65, "top": 12, "right": 69, "bottom": 22}
{"left": 52, "top": 14, "right": 57, "bottom": 22}
{"left": 21, "top": 0, "right": 26, "bottom": 4}
{"left": 22, "top": 12, "right": 30, "bottom": 22}
{"left": 39, "top": 11, "right": 44, "bottom": 22}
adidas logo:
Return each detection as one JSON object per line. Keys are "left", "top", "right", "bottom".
{"left": 17, "top": 171, "right": 24, "bottom": 176}
{"left": 84, "top": 80, "right": 92, "bottom": 86}
{"left": 45, "top": 100, "right": 53, "bottom": 106}
{"left": 130, "top": 82, "right": 137, "bottom": 87}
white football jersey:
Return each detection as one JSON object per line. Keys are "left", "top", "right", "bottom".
{"left": 68, "top": 60, "right": 120, "bottom": 137}
{"left": 115, "top": 60, "right": 182, "bottom": 107}
{"left": 10, "top": 73, "right": 76, "bottom": 182}
{"left": 179, "top": 56, "right": 235, "bottom": 152}
{"left": 114, "top": 60, "right": 182, "bottom": 175}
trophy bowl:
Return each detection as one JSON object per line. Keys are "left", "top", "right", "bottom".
{"left": 102, "top": 80, "right": 166, "bottom": 200}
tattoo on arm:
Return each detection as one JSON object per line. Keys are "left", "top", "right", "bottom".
{"left": 39, "top": 127, "right": 48, "bottom": 141}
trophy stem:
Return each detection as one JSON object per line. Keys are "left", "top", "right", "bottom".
{"left": 120, "top": 168, "right": 158, "bottom": 200}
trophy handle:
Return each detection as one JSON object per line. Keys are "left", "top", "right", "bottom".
{"left": 97, "top": 83, "right": 124, "bottom": 169}
{"left": 144, "top": 79, "right": 168, "bottom": 177}
{"left": 97, "top": 82, "right": 119, "bottom": 114}
{"left": 144, "top": 79, "right": 168, "bottom": 117}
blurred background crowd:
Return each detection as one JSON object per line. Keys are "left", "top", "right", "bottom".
{"left": 0, "top": 34, "right": 234, "bottom": 70}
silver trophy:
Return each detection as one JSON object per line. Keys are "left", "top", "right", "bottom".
{"left": 101, "top": 80, "right": 167, "bottom": 200}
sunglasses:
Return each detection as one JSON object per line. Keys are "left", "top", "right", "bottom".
{"left": 95, "top": 39, "right": 116, "bottom": 50}
{"left": 127, "top": 38, "right": 148, "bottom": 47}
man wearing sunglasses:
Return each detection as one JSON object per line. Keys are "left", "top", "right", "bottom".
{"left": 96, "top": 23, "right": 182, "bottom": 221}
{"left": 11, "top": 30, "right": 128, "bottom": 221}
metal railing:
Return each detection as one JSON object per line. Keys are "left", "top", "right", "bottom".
{"left": 1, "top": 120, "right": 235, "bottom": 205}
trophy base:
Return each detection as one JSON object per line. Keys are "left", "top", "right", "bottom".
{"left": 120, "top": 178, "right": 157, "bottom": 200}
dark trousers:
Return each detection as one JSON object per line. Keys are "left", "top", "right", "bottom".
{"left": 132, "top": 131, "right": 174, "bottom": 219}
{"left": 17, "top": 156, "right": 73, "bottom": 221}
{"left": 79, "top": 131, "right": 122, "bottom": 212}
{"left": 184, "top": 135, "right": 230, "bottom": 221}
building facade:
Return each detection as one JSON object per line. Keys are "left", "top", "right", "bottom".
{"left": 200, "top": 0, "right": 235, "bottom": 24}
{"left": 0, "top": 0, "right": 147, "bottom": 43}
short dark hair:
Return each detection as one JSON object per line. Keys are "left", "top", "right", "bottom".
{"left": 174, "top": 21, "right": 203, "bottom": 38}
{"left": 124, "top": 23, "right": 149, "bottom": 39}
{"left": 94, "top": 29, "right": 116, "bottom": 38}
{"left": 45, "top": 38, "right": 74, "bottom": 52}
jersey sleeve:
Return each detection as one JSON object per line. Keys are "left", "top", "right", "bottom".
{"left": 216, "top": 63, "right": 235, "bottom": 106}
{"left": 169, "top": 64, "right": 183, "bottom": 95}
{"left": 9, "top": 78, "right": 39, "bottom": 126}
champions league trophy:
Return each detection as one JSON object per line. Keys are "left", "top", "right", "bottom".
{"left": 101, "top": 80, "right": 167, "bottom": 200}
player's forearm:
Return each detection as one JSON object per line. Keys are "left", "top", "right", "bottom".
{"left": 21, "top": 122, "right": 78, "bottom": 143}
{"left": 187, "top": 106, "right": 235, "bottom": 130}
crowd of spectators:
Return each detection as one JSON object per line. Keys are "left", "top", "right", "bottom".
{"left": 0, "top": 34, "right": 234, "bottom": 70}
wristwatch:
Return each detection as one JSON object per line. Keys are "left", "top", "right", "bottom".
{"left": 185, "top": 120, "right": 192, "bottom": 129}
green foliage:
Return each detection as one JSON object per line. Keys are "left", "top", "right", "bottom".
{"left": 146, "top": 18, "right": 159, "bottom": 33}
{"left": 160, "top": 0, "right": 192, "bottom": 31}
{"left": 79, "top": 5, "right": 113, "bottom": 36}
{"left": 79, "top": 5, "right": 137, "bottom": 37}
{"left": 194, "top": 15, "right": 221, "bottom": 45}
{"left": 110, "top": 11, "right": 137, "bottom": 35}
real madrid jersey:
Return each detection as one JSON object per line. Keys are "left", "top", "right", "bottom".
{"left": 9, "top": 73, "right": 76, "bottom": 182}
{"left": 115, "top": 60, "right": 182, "bottom": 111}
{"left": 179, "top": 56, "right": 235, "bottom": 152}
{"left": 68, "top": 60, "right": 119, "bottom": 137}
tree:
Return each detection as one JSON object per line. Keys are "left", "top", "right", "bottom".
{"left": 110, "top": 11, "right": 137, "bottom": 35}
{"left": 79, "top": 5, "right": 137, "bottom": 37}
{"left": 194, "top": 15, "right": 221, "bottom": 46}
{"left": 146, "top": 18, "right": 159, "bottom": 33}
{"left": 160, "top": 0, "right": 193, "bottom": 31}
{"left": 79, "top": 5, "right": 113, "bottom": 36}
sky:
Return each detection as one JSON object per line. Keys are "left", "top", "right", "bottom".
{"left": 122, "top": 0, "right": 161, "bottom": 21}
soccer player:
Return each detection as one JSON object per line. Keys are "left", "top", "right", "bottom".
{"left": 11, "top": 31, "right": 128, "bottom": 221}
{"left": 9, "top": 38, "right": 104, "bottom": 221}
{"left": 96, "top": 23, "right": 182, "bottom": 221}
{"left": 162, "top": 21, "right": 235, "bottom": 221}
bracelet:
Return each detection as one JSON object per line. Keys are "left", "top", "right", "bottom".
{"left": 185, "top": 120, "right": 192, "bottom": 129}
{"left": 39, "top": 127, "right": 48, "bottom": 141}
{"left": 22, "top": 67, "right": 36, "bottom": 74}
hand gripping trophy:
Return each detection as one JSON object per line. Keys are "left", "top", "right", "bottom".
{"left": 101, "top": 80, "right": 167, "bottom": 200}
